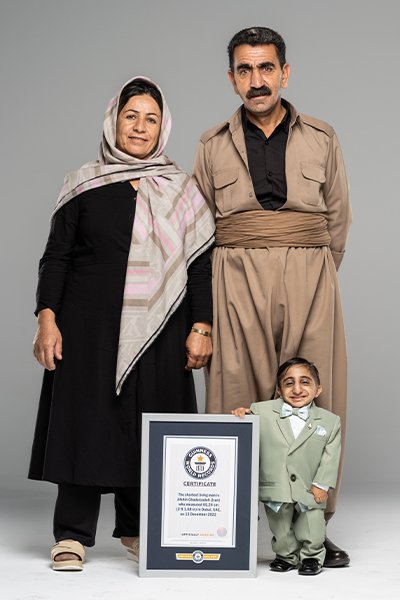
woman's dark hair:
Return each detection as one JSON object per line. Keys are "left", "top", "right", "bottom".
{"left": 117, "top": 79, "right": 163, "bottom": 115}
{"left": 277, "top": 357, "right": 321, "bottom": 388}
{"left": 227, "top": 26, "right": 286, "bottom": 71}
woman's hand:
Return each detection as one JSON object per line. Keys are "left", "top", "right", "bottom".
{"left": 185, "top": 322, "right": 212, "bottom": 371}
{"left": 311, "top": 485, "right": 328, "bottom": 504}
{"left": 33, "top": 308, "right": 63, "bottom": 370}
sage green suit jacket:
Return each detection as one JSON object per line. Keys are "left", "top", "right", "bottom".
{"left": 251, "top": 398, "right": 341, "bottom": 509}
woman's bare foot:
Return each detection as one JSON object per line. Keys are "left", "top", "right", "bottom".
{"left": 54, "top": 552, "right": 81, "bottom": 562}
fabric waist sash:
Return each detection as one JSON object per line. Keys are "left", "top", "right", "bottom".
{"left": 215, "top": 210, "right": 331, "bottom": 248}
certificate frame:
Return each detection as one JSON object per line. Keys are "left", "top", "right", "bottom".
{"left": 139, "top": 414, "right": 259, "bottom": 578}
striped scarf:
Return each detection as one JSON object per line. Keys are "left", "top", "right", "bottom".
{"left": 53, "top": 76, "right": 215, "bottom": 394}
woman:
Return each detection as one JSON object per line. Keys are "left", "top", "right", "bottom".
{"left": 29, "top": 76, "right": 215, "bottom": 571}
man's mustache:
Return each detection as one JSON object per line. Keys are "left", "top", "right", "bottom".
{"left": 246, "top": 86, "right": 272, "bottom": 99}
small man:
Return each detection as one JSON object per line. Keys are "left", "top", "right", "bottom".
{"left": 233, "top": 357, "right": 341, "bottom": 575}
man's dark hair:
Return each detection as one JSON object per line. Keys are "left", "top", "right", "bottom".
{"left": 277, "top": 357, "right": 321, "bottom": 388}
{"left": 118, "top": 79, "right": 163, "bottom": 115}
{"left": 228, "top": 27, "right": 286, "bottom": 71}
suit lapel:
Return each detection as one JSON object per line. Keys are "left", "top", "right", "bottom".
{"left": 274, "top": 399, "right": 295, "bottom": 445}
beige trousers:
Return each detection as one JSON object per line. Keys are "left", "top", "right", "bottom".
{"left": 207, "top": 246, "right": 347, "bottom": 518}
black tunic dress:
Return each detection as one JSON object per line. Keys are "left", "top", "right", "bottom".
{"left": 29, "top": 181, "right": 212, "bottom": 487}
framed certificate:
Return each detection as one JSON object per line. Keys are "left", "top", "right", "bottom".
{"left": 139, "top": 414, "right": 259, "bottom": 577}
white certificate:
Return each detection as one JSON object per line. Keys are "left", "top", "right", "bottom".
{"left": 161, "top": 436, "right": 238, "bottom": 547}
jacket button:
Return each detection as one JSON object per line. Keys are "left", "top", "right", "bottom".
{"left": 290, "top": 474, "right": 296, "bottom": 482}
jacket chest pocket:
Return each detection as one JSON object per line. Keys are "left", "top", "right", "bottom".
{"left": 306, "top": 431, "right": 328, "bottom": 455}
{"left": 213, "top": 168, "right": 238, "bottom": 213}
{"left": 300, "top": 162, "right": 326, "bottom": 207}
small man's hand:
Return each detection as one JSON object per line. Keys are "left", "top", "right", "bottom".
{"left": 231, "top": 407, "right": 251, "bottom": 418}
{"left": 311, "top": 485, "right": 328, "bottom": 504}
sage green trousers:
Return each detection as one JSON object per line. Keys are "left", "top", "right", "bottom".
{"left": 265, "top": 502, "right": 326, "bottom": 565}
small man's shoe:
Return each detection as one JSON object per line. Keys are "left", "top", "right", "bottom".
{"left": 269, "top": 557, "right": 298, "bottom": 572}
{"left": 323, "top": 537, "right": 350, "bottom": 567}
{"left": 298, "top": 558, "right": 322, "bottom": 576}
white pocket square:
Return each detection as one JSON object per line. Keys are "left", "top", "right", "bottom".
{"left": 315, "top": 425, "right": 327, "bottom": 437}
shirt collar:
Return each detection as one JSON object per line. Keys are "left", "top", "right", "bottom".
{"left": 282, "top": 400, "right": 315, "bottom": 412}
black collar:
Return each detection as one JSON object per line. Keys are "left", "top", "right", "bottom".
{"left": 242, "top": 98, "right": 290, "bottom": 135}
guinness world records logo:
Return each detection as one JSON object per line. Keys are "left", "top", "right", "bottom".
{"left": 184, "top": 446, "right": 217, "bottom": 479}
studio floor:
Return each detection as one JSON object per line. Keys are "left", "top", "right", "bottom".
{"left": 1, "top": 484, "right": 399, "bottom": 600}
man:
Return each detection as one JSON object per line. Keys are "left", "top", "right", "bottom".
{"left": 193, "top": 27, "right": 351, "bottom": 567}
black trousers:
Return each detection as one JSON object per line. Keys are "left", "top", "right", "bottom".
{"left": 53, "top": 483, "right": 140, "bottom": 547}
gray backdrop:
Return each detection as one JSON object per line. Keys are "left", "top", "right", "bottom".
{"left": 1, "top": 0, "right": 398, "bottom": 493}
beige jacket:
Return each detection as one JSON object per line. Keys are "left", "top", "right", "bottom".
{"left": 193, "top": 101, "right": 351, "bottom": 269}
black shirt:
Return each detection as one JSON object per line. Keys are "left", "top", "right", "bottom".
{"left": 242, "top": 100, "right": 290, "bottom": 210}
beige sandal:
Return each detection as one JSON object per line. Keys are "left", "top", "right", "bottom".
{"left": 123, "top": 537, "right": 140, "bottom": 563}
{"left": 51, "top": 539, "right": 85, "bottom": 571}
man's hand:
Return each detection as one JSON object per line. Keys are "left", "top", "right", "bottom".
{"left": 231, "top": 407, "right": 251, "bottom": 418}
{"left": 311, "top": 485, "right": 328, "bottom": 504}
